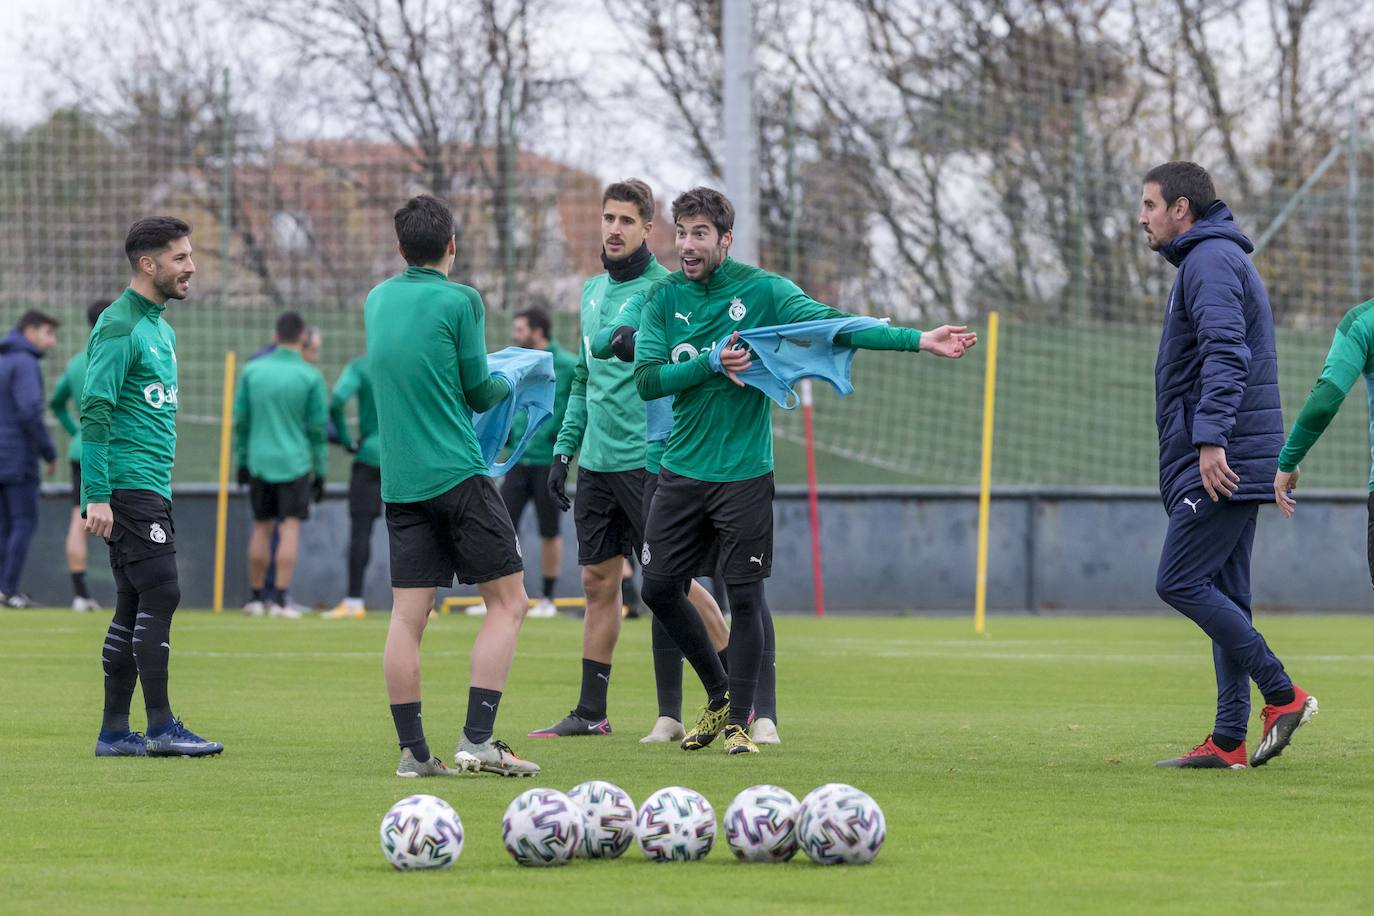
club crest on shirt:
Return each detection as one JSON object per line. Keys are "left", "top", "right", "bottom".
{"left": 728, "top": 298, "right": 746, "bottom": 321}
{"left": 641, "top": 542, "right": 651, "bottom": 566}
{"left": 149, "top": 523, "right": 167, "bottom": 544}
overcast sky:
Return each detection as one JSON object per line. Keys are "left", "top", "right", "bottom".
{"left": 1, "top": 0, "right": 709, "bottom": 193}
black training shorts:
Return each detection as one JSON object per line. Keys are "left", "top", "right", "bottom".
{"left": 106, "top": 488, "right": 177, "bottom": 569}
{"left": 500, "top": 463, "right": 560, "bottom": 539}
{"left": 574, "top": 467, "right": 648, "bottom": 566}
{"left": 348, "top": 461, "right": 383, "bottom": 519}
{"left": 642, "top": 470, "right": 719, "bottom": 578}
{"left": 641, "top": 469, "right": 773, "bottom": 584}
{"left": 385, "top": 475, "right": 523, "bottom": 588}
{"left": 70, "top": 460, "right": 82, "bottom": 507}
{"left": 249, "top": 473, "right": 312, "bottom": 522}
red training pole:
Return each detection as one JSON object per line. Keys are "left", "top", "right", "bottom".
{"left": 801, "top": 379, "right": 826, "bottom": 617}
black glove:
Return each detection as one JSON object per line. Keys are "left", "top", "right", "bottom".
{"left": 609, "top": 325, "right": 637, "bottom": 362}
{"left": 311, "top": 475, "right": 325, "bottom": 504}
{"left": 548, "top": 454, "right": 571, "bottom": 512}
{"left": 237, "top": 466, "right": 251, "bottom": 488}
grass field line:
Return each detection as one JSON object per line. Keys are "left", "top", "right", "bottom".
{"left": 8, "top": 645, "right": 1374, "bottom": 665}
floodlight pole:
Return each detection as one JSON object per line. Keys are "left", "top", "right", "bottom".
{"left": 722, "top": 0, "right": 757, "bottom": 265}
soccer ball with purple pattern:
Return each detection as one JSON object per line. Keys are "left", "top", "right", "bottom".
{"left": 568, "top": 780, "right": 636, "bottom": 859}
{"left": 797, "top": 783, "right": 886, "bottom": 865}
{"left": 502, "top": 788, "right": 583, "bottom": 867}
{"left": 635, "top": 786, "right": 716, "bottom": 862}
{"left": 379, "top": 794, "right": 465, "bottom": 870}
{"left": 724, "top": 784, "right": 800, "bottom": 863}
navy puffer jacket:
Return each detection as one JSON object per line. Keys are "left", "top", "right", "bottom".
{"left": 0, "top": 325, "right": 57, "bottom": 482}
{"left": 1154, "top": 201, "right": 1283, "bottom": 510}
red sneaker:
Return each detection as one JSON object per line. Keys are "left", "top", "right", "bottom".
{"left": 1250, "top": 686, "right": 1318, "bottom": 767}
{"left": 1155, "top": 735, "right": 1247, "bottom": 769}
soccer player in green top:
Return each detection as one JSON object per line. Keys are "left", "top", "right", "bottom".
{"left": 630, "top": 187, "right": 976, "bottom": 755}
{"left": 84, "top": 216, "right": 223, "bottom": 758}
{"left": 234, "top": 311, "right": 329, "bottom": 619}
{"left": 49, "top": 298, "right": 110, "bottom": 612}
{"left": 528, "top": 179, "right": 728, "bottom": 741}
{"left": 366, "top": 194, "right": 539, "bottom": 778}
{"left": 499, "top": 304, "right": 576, "bottom": 619}
{"left": 324, "top": 353, "right": 380, "bottom": 619}
{"left": 1274, "top": 298, "right": 1374, "bottom": 584}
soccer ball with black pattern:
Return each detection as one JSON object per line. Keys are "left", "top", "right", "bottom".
{"left": 379, "top": 794, "right": 465, "bottom": 870}
{"left": 568, "top": 780, "right": 636, "bottom": 859}
{"left": 502, "top": 788, "right": 583, "bottom": 867}
{"left": 724, "top": 784, "right": 800, "bottom": 863}
{"left": 796, "top": 783, "right": 886, "bottom": 865}
{"left": 635, "top": 786, "right": 716, "bottom": 862}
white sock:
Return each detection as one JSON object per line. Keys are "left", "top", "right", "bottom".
{"left": 345, "top": 597, "right": 364, "bottom": 611}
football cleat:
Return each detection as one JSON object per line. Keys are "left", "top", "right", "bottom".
{"left": 640, "top": 716, "right": 686, "bottom": 744}
{"left": 145, "top": 719, "right": 224, "bottom": 758}
{"left": 527, "top": 598, "right": 558, "bottom": 619}
{"left": 242, "top": 600, "right": 265, "bottom": 617}
{"left": 1155, "top": 735, "right": 1247, "bottom": 769}
{"left": 454, "top": 737, "right": 540, "bottom": 776}
{"left": 322, "top": 601, "right": 365, "bottom": 620}
{"left": 72, "top": 597, "right": 101, "bottom": 613}
{"left": 526, "top": 711, "right": 612, "bottom": 738}
{"left": 396, "top": 747, "right": 462, "bottom": 777}
{"left": 1251, "top": 686, "right": 1319, "bottom": 768}
{"left": 681, "top": 695, "right": 730, "bottom": 751}
{"left": 95, "top": 730, "right": 148, "bottom": 757}
{"left": 750, "top": 717, "right": 781, "bottom": 745}
{"left": 4, "top": 592, "right": 39, "bottom": 609}
{"left": 723, "top": 724, "right": 759, "bottom": 755}
{"left": 268, "top": 602, "right": 303, "bottom": 619}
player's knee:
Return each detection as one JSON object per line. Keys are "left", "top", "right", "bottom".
{"left": 726, "top": 580, "right": 767, "bottom": 618}
{"left": 642, "top": 575, "right": 686, "bottom": 610}
{"left": 122, "top": 554, "right": 181, "bottom": 612}
{"left": 1154, "top": 572, "right": 1197, "bottom": 609}
{"left": 581, "top": 562, "right": 616, "bottom": 599}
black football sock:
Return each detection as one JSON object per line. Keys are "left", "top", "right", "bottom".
{"left": 1263, "top": 687, "right": 1296, "bottom": 707}
{"left": 251, "top": 588, "right": 264, "bottom": 603}
{"left": 718, "top": 648, "right": 730, "bottom": 675}
{"left": 573, "top": 659, "right": 612, "bottom": 721}
{"left": 650, "top": 614, "right": 684, "bottom": 720}
{"left": 347, "top": 516, "right": 371, "bottom": 598}
{"left": 125, "top": 555, "right": 180, "bottom": 734}
{"left": 642, "top": 575, "right": 727, "bottom": 704}
{"left": 1211, "top": 733, "right": 1242, "bottom": 753}
{"left": 543, "top": 576, "right": 557, "bottom": 600}
{"left": 390, "top": 701, "right": 430, "bottom": 761}
{"left": 72, "top": 571, "right": 90, "bottom": 600}
{"left": 463, "top": 687, "right": 503, "bottom": 745}
{"left": 100, "top": 570, "right": 140, "bottom": 735}
{"left": 724, "top": 581, "right": 767, "bottom": 728}
{"left": 755, "top": 604, "right": 777, "bottom": 721}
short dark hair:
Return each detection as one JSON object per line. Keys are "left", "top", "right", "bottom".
{"left": 1143, "top": 161, "right": 1216, "bottom": 220}
{"left": 87, "top": 299, "right": 110, "bottom": 327}
{"left": 671, "top": 187, "right": 735, "bottom": 236}
{"left": 276, "top": 311, "right": 305, "bottom": 345}
{"left": 603, "top": 179, "right": 655, "bottom": 224}
{"left": 394, "top": 195, "right": 455, "bottom": 266}
{"left": 124, "top": 216, "right": 191, "bottom": 269}
{"left": 514, "top": 306, "right": 551, "bottom": 341}
{"left": 18, "top": 309, "right": 59, "bottom": 331}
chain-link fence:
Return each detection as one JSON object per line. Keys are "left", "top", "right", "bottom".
{"left": 3, "top": 0, "right": 1373, "bottom": 488}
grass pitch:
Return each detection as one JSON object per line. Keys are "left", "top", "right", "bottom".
{"left": 2, "top": 612, "right": 1371, "bottom": 914}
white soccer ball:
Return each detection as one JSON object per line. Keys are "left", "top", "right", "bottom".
{"left": 724, "top": 784, "right": 800, "bottom": 863}
{"left": 796, "top": 783, "right": 886, "bottom": 865}
{"left": 502, "top": 788, "right": 583, "bottom": 867}
{"left": 379, "top": 794, "right": 465, "bottom": 870}
{"left": 568, "top": 780, "right": 636, "bottom": 859}
{"left": 635, "top": 786, "right": 716, "bottom": 862}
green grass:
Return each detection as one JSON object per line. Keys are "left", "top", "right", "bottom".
{"left": 2, "top": 612, "right": 1371, "bottom": 913}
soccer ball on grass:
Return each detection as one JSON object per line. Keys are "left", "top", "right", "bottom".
{"left": 379, "top": 794, "right": 465, "bottom": 870}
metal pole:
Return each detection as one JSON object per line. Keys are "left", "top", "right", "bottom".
{"left": 722, "top": 0, "right": 757, "bottom": 265}
{"left": 503, "top": 98, "right": 518, "bottom": 309}
{"left": 220, "top": 67, "right": 232, "bottom": 305}
{"left": 1350, "top": 103, "right": 1361, "bottom": 303}
{"left": 1071, "top": 90, "right": 1088, "bottom": 319}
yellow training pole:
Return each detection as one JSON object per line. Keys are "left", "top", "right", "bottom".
{"left": 213, "top": 351, "right": 236, "bottom": 612}
{"left": 974, "top": 312, "right": 1000, "bottom": 636}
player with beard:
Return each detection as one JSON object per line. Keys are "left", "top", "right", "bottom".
{"left": 86, "top": 217, "right": 223, "bottom": 758}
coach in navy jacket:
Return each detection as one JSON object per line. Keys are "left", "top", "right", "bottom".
{"left": 1141, "top": 162, "right": 1314, "bottom": 771}
{"left": 0, "top": 311, "right": 60, "bottom": 606}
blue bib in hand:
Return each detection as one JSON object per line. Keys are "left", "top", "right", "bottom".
{"left": 710, "top": 316, "right": 887, "bottom": 409}
{"left": 473, "top": 347, "right": 556, "bottom": 475}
